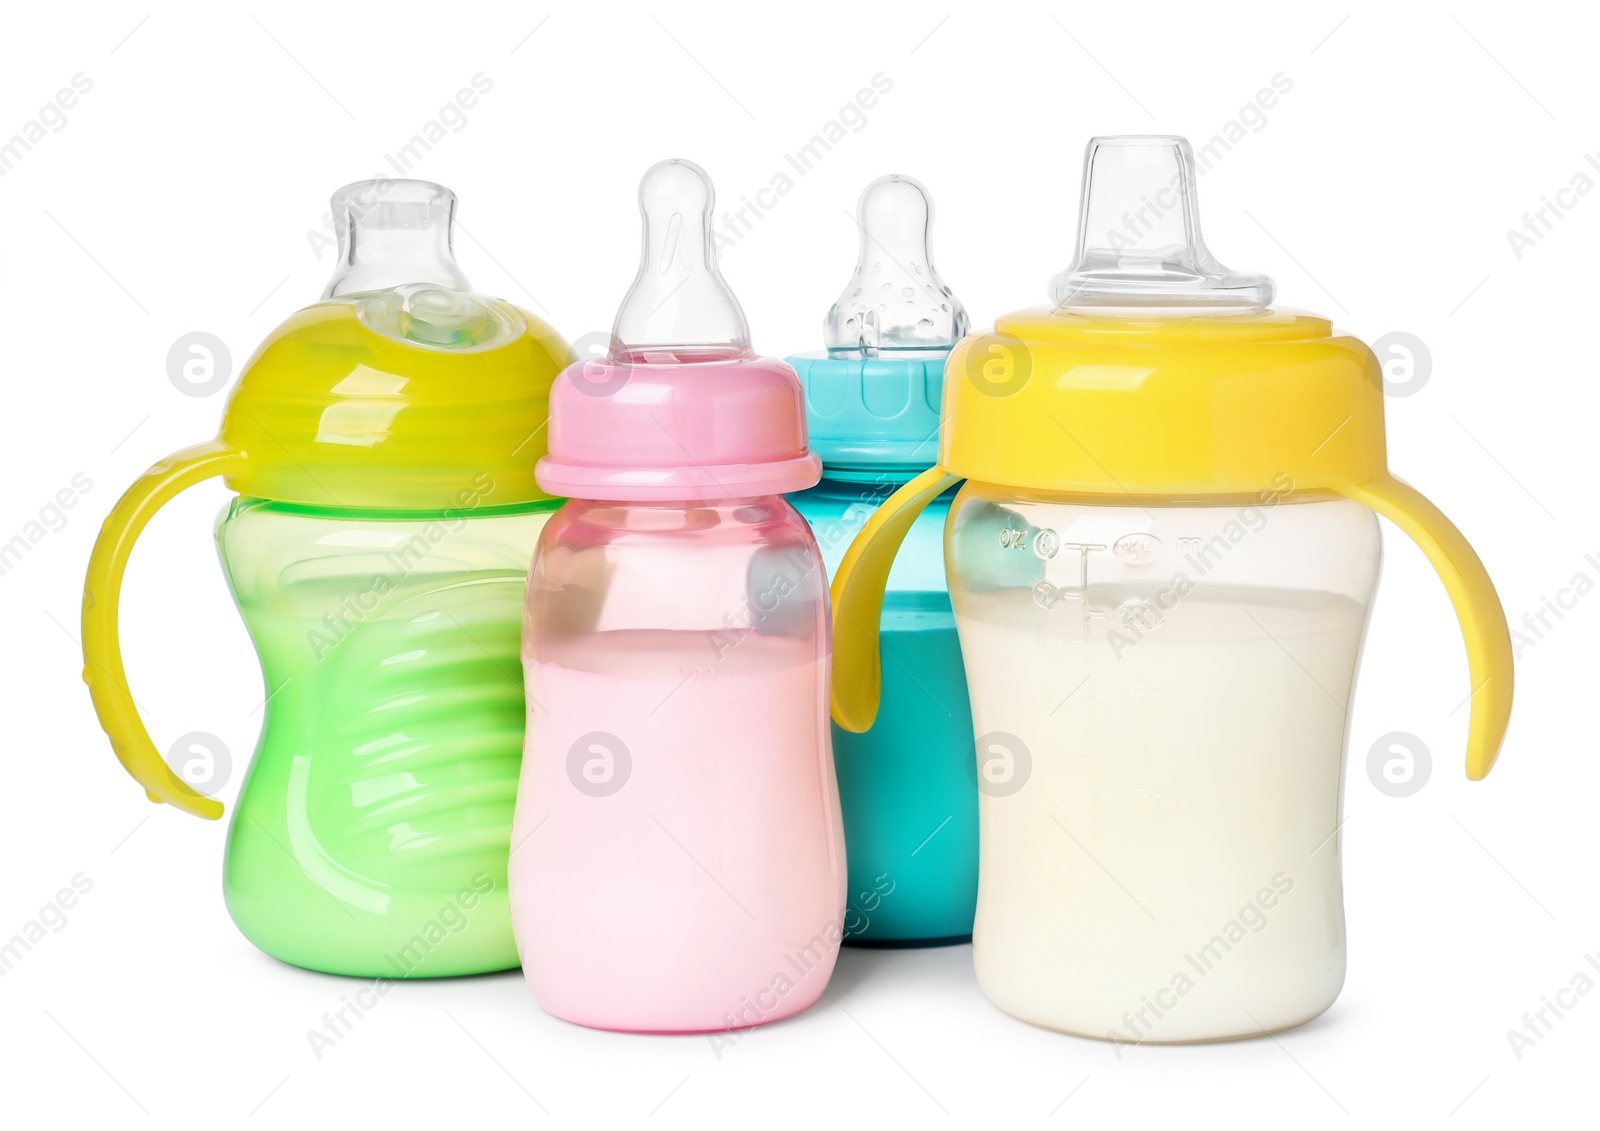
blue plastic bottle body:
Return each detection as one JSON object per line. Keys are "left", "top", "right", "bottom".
{"left": 789, "top": 475, "right": 977, "bottom": 943}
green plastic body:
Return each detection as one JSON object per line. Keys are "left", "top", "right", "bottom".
{"left": 216, "top": 495, "right": 556, "bottom": 977}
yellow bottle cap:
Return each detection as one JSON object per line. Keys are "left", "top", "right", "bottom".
{"left": 220, "top": 180, "right": 570, "bottom": 509}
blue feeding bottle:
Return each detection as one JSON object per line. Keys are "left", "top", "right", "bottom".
{"left": 786, "top": 174, "right": 976, "bottom": 945}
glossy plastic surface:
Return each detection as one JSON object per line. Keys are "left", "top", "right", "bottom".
{"left": 791, "top": 478, "right": 975, "bottom": 943}
{"left": 82, "top": 443, "right": 243, "bottom": 818}
{"left": 219, "top": 497, "right": 556, "bottom": 976}
{"left": 949, "top": 485, "right": 1379, "bottom": 1040}
{"left": 787, "top": 352, "right": 944, "bottom": 475}
{"left": 511, "top": 497, "right": 843, "bottom": 1030}
{"left": 218, "top": 296, "right": 568, "bottom": 510}
{"left": 536, "top": 355, "right": 820, "bottom": 502}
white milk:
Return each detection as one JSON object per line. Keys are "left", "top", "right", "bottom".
{"left": 949, "top": 496, "right": 1378, "bottom": 1042}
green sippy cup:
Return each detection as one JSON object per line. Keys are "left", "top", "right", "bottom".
{"left": 82, "top": 180, "right": 570, "bottom": 977}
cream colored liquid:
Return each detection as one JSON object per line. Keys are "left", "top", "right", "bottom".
{"left": 956, "top": 584, "right": 1365, "bottom": 1043}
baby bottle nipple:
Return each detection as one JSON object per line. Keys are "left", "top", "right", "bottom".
{"left": 824, "top": 174, "right": 968, "bottom": 355}
{"left": 611, "top": 158, "right": 752, "bottom": 364}
{"left": 326, "top": 178, "right": 514, "bottom": 349}
{"left": 1048, "top": 135, "right": 1273, "bottom": 314}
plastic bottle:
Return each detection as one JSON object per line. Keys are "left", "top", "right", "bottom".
{"left": 82, "top": 179, "right": 570, "bottom": 976}
{"left": 786, "top": 175, "right": 977, "bottom": 945}
{"left": 828, "top": 136, "right": 1513, "bottom": 1041}
{"left": 509, "top": 159, "right": 844, "bottom": 1032}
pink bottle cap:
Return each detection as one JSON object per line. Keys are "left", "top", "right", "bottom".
{"left": 536, "top": 159, "right": 821, "bottom": 502}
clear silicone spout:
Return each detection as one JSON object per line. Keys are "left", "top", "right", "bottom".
{"left": 824, "top": 174, "right": 969, "bottom": 355}
{"left": 1048, "top": 136, "right": 1274, "bottom": 314}
{"left": 325, "top": 179, "right": 472, "bottom": 299}
{"left": 326, "top": 179, "right": 517, "bottom": 349}
{"left": 611, "top": 159, "right": 752, "bottom": 364}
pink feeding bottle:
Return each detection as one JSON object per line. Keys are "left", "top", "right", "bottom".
{"left": 508, "top": 159, "right": 845, "bottom": 1033}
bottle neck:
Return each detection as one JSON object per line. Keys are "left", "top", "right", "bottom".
{"left": 813, "top": 464, "right": 932, "bottom": 488}
{"left": 564, "top": 494, "right": 789, "bottom": 511}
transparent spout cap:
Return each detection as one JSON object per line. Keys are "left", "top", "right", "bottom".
{"left": 325, "top": 179, "right": 471, "bottom": 298}
{"left": 326, "top": 179, "right": 519, "bottom": 350}
{"left": 824, "top": 174, "right": 968, "bottom": 355}
{"left": 610, "top": 158, "right": 752, "bottom": 364}
{"left": 1048, "top": 136, "right": 1274, "bottom": 314}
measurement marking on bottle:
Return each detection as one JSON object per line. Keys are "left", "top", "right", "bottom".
{"left": 1059, "top": 542, "right": 1106, "bottom": 592}
{"left": 1113, "top": 532, "right": 1161, "bottom": 563}
{"left": 999, "top": 528, "right": 1026, "bottom": 549}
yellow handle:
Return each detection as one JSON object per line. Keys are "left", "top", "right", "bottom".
{"left": 831, "top": 466, "right": 962, "bottom": 732}
{"left": 1342, "top": 473, "right": 1512, "bottom": 780}
{"left": 82, "top": 441, "right": 244, "bottom": 819}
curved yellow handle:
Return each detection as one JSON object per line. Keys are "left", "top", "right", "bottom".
{"left": 1343, "top": 473, "right": 1512, "bottom": 780}
{"left": 831, "top": 466, "right": 962, "bottom": 732}
{"left": 82, "top": 442, "right": 244, "bottom": 819}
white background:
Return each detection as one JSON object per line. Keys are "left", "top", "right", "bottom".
{"left": 1, "top": 0, "right": 1593, "bottom": 1126}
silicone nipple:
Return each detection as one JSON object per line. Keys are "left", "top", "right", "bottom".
{"left": 824, "top": 174, "right": 968, "bottom": 354}
{"left": 611, "top": 159, "right": 752, "bottom": 364}
{"left": 1048, "top": 136, "right": 1274, "bottom": 313}
{"left": 326, "top": 179, "right": 516, "bottom": 349}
